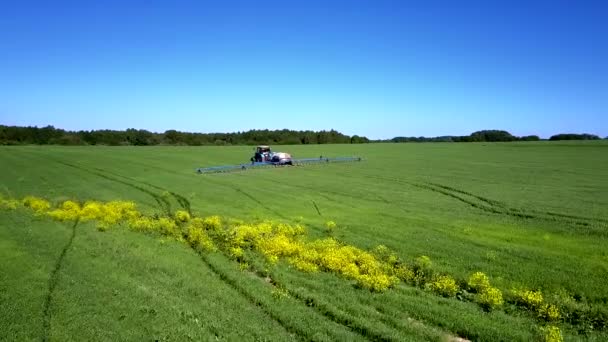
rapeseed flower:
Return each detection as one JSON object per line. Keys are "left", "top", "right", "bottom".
{"left": 22, "top": 196, "right": 50, "bottom": 214}
{"left": 477, "top": 287, "right": 504, "bottom": 309}
{"left": 541, "top": 325, "right": 563, "bottom": 342}
{"left": 175, "top": 210, "right": 190, "bottom": 223}
{"left": 428, "top": 275, "right": 459, "bottom": 297}
{"left": 468, "top": 272, "right": 491, "bottom": 292}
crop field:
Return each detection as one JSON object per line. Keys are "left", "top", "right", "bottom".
{"left": 1, "top": 141, "right": 608, "bottom": 341}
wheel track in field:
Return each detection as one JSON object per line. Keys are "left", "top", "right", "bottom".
{"left": 312, "top": 201, "right": 323, "bottom": 216}
{"left": 245, "top": 257, "right": 462, "bottom": 341}
{"left": 192, "top": 232, "right": 414, "bottom": 341}
{"left": 234, "top": 175, "right": 390, "bottom": 220}
{"left": 424, "top": 182, "right": 508, "bottom": 208}
{"left": 360, "top": 173, "right": 607, "bottom": 229}
{"left": 189, "top": 243, "right": 386, "bottom": 341}
{"left": 46, "top": 159, "right": 172, "bottom": 216}
{"left": 89, "top": 167, "right": 192, "bottom": 215}
{"left": 42, "top": 220, "right": 79, "bottom": 342}
{"left": 234, "top": 259, "right": 396, "bottom": 341}
{"left": 231, "top": 187, "right": 289, "bottom": 220}
{"left": 411, "top": 182, "right": 607, "bottom": 229}
{"left": 196, "top": 176, "right": 290, "bottom": 220}
{"left": 196, "top": 255, "right": 306, "bottom": 341}
{"left": 270, "top": 177, "right": 391, "bottom": 205}
{"left": 48, "top": 158, "right": 195, "bottom": 218}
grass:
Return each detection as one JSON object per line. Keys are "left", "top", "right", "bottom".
{"left": 1, "top": 141, "right": 607, "bottom": 341}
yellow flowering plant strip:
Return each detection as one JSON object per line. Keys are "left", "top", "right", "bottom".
{"left": 0, "top": 194, "right": 572, "bottom": 337}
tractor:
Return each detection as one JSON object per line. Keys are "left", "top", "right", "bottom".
{"left": 252, "top": 145, "right": 293, "bottom": 165}
{"left": 196, "top": 146, "right": 361, "bottom": 174}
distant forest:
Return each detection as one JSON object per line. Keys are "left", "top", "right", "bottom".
{"left": 0, "top": 125, "right": 604, "bottom": 146}
{"left": 389, "top": 130, "right": 604, "bottom": 143}
{"left": 0, "top": 125, "right": 368, "bottom": 145}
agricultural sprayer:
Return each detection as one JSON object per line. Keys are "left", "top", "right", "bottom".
{"left": 195, "top": 145, "right": 362, "bottom": 174}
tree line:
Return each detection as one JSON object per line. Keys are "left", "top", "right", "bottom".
{"left": 548, "top": 133, "right": 602, "bottom": 141}
{"left": 0, "top": 125, "right": 604, "bottom": 146}
{"left": 388, "top": 130, "right": 605, "bottom": 143}
{"left": 389, "top": 130, "right": 537, "bottom": 142}
{"left": 0, "top": 125, "right": 370, "bottom": 146}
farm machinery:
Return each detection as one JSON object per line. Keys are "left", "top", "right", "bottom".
{"left": 196, "top": 145, "right": 362, "bottom": 174}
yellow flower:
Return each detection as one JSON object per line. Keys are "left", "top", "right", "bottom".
{"left": 229, "top": 246, "right": 244, "bottom": 258}
{"left": 394, "top": 264, "right": 415, "bottom": 283}
{"left": 22, "top": 196, "right": 51, "bottom": 214}
{"left": 0, "top": 199, "right": 20, "bottom": 210}
{"left": 512, "top": 288, "right": 544, "bottom": 309}
{"left": 203, "top": 215, "right": 222, "bottom": 231}
{"left": 540, "top": 304, "right": 561, "bottom": 321}
{"left": 468, "top": 272, "right": 491, "bottom": 292}
{"left": 47, "top": 200, "right": 81, "bottom": 221}
{"left": 414, "top": 255, "right": 432, "bottom": 270}
{"left": 428, "top": 275, "right": 459, "bottom": 297}
{"left": 157, "top": 217, "right": 179, "bottom": 237}
{"left": 541, "top": 325, "right": 563, "bottom": 342}
{"left": 128, "top": 216, "right": 157, "bottom": 232}
{"left": 477, "top": 287, "right": 504, "bottom": 309}
{"left": 186, "top": 221, "right": 215, "bottom": 252}
{"left": 175, "top": 210, "right": 190, "bottom": 223}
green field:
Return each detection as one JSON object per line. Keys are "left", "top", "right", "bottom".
{"left": 1, "top": 142, "right": 607, "bottom": 341}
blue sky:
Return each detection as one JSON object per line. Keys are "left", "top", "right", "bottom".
{"left": 0, "top": 0, "right": 606, "bottom": 139}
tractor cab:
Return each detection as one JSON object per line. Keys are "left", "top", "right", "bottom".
{"left": 253, "top": 145, "right": 272, "bottom": 162}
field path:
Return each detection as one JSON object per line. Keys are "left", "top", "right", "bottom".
{"left": 42, "top": 220, "right": 79, "bottom": 342}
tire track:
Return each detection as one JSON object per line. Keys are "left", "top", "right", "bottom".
{"left": 49, "top": 159, "right": 172, "bottom": 216}
{"left": 425, "top": 182, "right": 507, "bottom": 208}
{"left": 233, "top": 187, "right": 288, "bottom": 220}
{"left": 312, "top": 201, "right": 323, "bottom": 216}
{"left": 412, "top": 182, "right": 605, "bottom": 229}
{"left": 424, "top": 182, "right": 607, "bottom": 225}
{"left": 42, "top": 220, "right": 79, "bottom": 342}
{"left": 410, "top": 183, "right": 513, "bottom": 217}
{"left": 538, "top": 210, "right": 608, "bottom": 224}
{"left": 285, "top": 290, "right": 393, "bottom": 341}
{"left": 236, "top": 259, "right": 393, "bottom": 341}
{"left": 164, "top": 216, "right": 369, "bottom": 341}
{"left": 364, "top": 173, "right": 608, "bottom": 227}
{"left": 264, "top": 177, "right": 391, "bottom": 205}
{"left": 198, "top": 176, "right": 289, "bottom": 220}
{"left": 90, "top": 167, "right": 192, "bottom": 215}
{"left": 195, "top": 254, "right": 305, "bottom": 341}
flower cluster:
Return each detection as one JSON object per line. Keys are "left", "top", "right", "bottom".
{"left": 204, "top": 220, "right": 398, "bottom": 291}
{"left": 428, "top": 275, "right": 459, "bottom": 297}
{"left": 175, "top": 210, "right": 191, "bottom": 223}
{"left": 22, "top": 196, "right": 51, "bottom": 214}
{"left": 5, "top": 195, "right": 178, "bottom": 234}
{"left": 511, "top": 288, "right": 560, "bottom": 321}
{"left": 468, "top": 272, "right": 491, "bottom": 292}
{"left": 468, "top": 272, "right": 503, "bottom": 310}
{"left": 512, "top": 289, "right": 544, "bottom": 309}
{"left": 324, "top": 220, "right": 337, "bottom": 233}
{"left": 48, "top": 199, "right": 140, "bottom": 228}
{"left": 0, "top": 195, "right": 19, "bottom": 210}
{"left": 541, "top": 325, "right": 563, "bottom": 342}
{"left": 477, "top": 287, "right": 504, "bottom": 309}
{"left": 186, "top": 217, "right": 216, "bottom": 251}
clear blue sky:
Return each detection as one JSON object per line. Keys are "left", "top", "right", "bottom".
{"left": 0, "top": 0, "right": 606, "bottom": 139}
